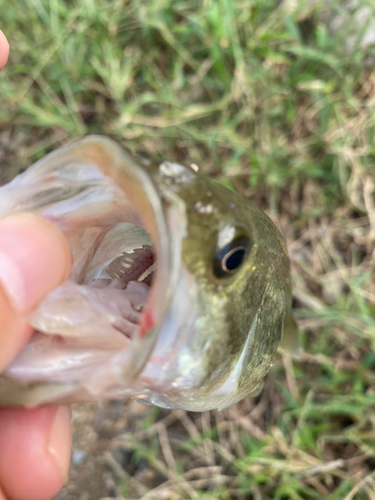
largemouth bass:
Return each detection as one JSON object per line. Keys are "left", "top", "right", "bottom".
{"left": 0, "top": 136, "right": 299, "bottom": 411}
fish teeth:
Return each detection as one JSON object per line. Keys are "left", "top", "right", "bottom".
{"left": 138, "top": 263, "right": 156, "bottom": 282}
{"left": 106, "top": 252, "right": 137, "bottom": 278}
{"left": 105, "top": 245, "right": 155, "bottom": 285}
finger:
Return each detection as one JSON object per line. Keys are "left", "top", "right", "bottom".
{"left": 0, "top": 406, "right": 71, "bottom": 500}
{"left": 0, "top": 214, "right": 72, "bottom": 371}
{"left": 0, "top": 31, "right": 9, "bottom": 71}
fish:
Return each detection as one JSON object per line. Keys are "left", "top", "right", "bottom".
{"left": 0, "top": 136, "right": 299, "bottom": 411}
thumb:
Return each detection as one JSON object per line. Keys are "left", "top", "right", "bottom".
{"left": 0, "top": 30, "right": 9, "bottom": 71}
{"left": 0, "top": 214, "right": 71, "bottom": 371}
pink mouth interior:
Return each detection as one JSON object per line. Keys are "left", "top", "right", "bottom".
{"left": 88, "top": 245, "right": 156, "bottom": 338}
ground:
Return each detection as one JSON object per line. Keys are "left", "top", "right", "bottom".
{"left": 1, "top": 0, "right": 375, "bottom": 498}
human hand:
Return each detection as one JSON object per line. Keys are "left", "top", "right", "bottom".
{"left": 0, "top": 32, "right": 73, "bottom": 500}
{"left": 0, "top": 31, "right": 8, "bottom": 71}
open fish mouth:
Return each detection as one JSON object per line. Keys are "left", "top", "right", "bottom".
{"left": 90, "top": 244, "right": 156, "bottom": 337}
{"left": 0, "top": 135, "right": 298, "bottom": 411}
{"left": 0, "top": 136, "right": 187, "bottom": 405}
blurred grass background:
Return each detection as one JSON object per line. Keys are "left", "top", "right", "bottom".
{"left": 1, "top": 0, "right": 375, "bottom": 499}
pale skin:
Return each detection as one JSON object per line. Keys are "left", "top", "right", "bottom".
{"left": 0, "top": 32, "right": 72, "bottom": 500}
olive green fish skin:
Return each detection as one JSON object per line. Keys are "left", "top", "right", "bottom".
{"left": 142, "top": 159, "right": 296, "bottom": 407}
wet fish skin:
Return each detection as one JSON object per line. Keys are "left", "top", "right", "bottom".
{"left": 141, "top": 159, "right": 298, "bottom": 407}
{"left": 0, "top": 136, "right": 299, "bottom": 410}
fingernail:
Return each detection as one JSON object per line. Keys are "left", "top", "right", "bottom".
{"left": 47, "top": 406, "right": 71, "bottom": 484}
{"left": 0, "top": 214, "right": 72, "bottom": 313}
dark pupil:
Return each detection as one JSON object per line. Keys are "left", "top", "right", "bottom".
{"left": 213, "top": 233, "right": 251, "bottom": 278}
{"left": 224, "top": 247, "right": 245, "bottom": 271}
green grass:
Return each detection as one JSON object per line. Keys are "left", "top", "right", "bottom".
{"left": 1, "top": 0, "right": 375, "bottom": 499}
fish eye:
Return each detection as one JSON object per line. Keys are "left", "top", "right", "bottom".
{"left": 213, "top": 227, "right": 251, "bottom": 278}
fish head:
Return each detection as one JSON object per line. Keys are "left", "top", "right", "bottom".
{"left": 141, "top": 160, "right": 292, "bottom": 409}
{"left": 0, "top": 136, "right": 296, "bottom": 411}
